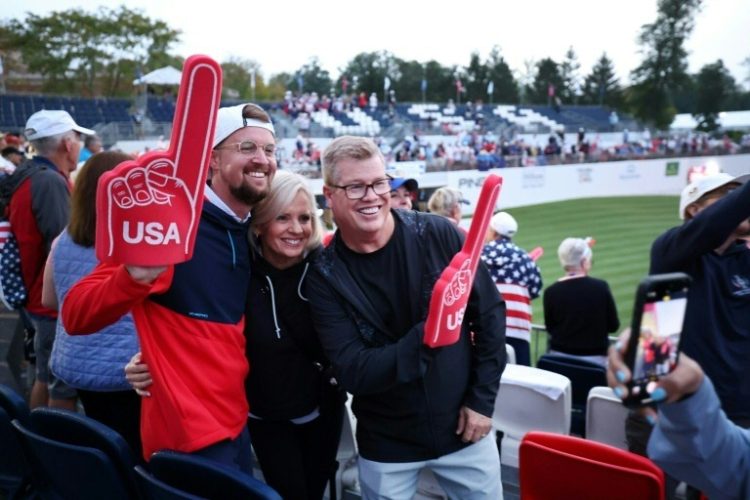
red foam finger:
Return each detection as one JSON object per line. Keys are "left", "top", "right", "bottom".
{"left": 529, "top": 246, "right": 544, "bottom": 261}
{"left": 95, "top": 55, "right": 223, "bottom": 266}
{"left": 424, "top": 175, "right": 502, "bottom": 347}
{"left": 170, "top": 56, "right": 222, "bottom": 202}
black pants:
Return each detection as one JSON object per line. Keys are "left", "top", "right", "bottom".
{"left": 247, "top": 401, "right": 344, "bottom": 500}
{"left": 77, "top": 389, "right": 143, "bottom": 462}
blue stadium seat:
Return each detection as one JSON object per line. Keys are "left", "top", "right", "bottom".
{"left": 135, "top": 465, "right": 203, "bottom": 499}
{"left": 149, "top": 451, "right": 282, "bottom": 499}
{"left": 0, "top": 384, "right": 33, "bottom": 499}
{"left": 13, "top": 408, "right": 140, "bottom": 500}
{"left": 536, "top": 354, "right": 608, "bottom": 436}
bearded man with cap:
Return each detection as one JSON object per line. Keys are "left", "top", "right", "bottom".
{"left": 481, "top": 211, "right": 542, "bottom": 365}
{"left": 650, "top": 172, "right": 750, "bottom": 429}
{"left": 63, "top": 103, "right": 277, "bottom": 470}
{"left": 8, "top": 110, "right": 94, "bottom": 409}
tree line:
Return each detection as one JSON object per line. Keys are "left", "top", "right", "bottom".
{"left": 1, "top": 1, "right": 748, "bottom": 131}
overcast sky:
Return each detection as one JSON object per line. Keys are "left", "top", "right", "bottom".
{"left": 4, "top": 0, "right": 749, "bottom": 87}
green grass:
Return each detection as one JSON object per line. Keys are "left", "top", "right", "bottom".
{"left": 498, "top": 196, "right": 681, "bottom": 335}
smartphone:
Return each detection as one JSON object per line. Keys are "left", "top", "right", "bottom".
{"left": 623, "top": 272, "right": 691, "bottom": 408}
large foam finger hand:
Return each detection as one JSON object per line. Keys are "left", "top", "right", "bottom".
{"left": 424, "top": 175, "right": 502, "bottom": 347}
{"left": 96, "top": 55, "right": 222, "bottom": 266}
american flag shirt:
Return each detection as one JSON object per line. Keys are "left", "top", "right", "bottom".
{"left": 481, "top": 237, "right": 542, "bottom": 342}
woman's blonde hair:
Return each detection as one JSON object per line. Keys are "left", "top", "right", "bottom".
{"left": 250, "top": 171, "right": 322, "bottom": 253}
{"left": 427, "top": 187, "right": 463, "bottom": 218}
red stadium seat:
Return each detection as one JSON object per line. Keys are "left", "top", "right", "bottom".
{"left": 519, "top": 431, "right": 664, "bottom": 500}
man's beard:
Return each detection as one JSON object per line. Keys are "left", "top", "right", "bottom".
{"left": 230, "top": 181, "right": 268, "bottom": 206}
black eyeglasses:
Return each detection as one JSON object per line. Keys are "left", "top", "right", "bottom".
{"left": 330, "top": 176, "right": 393, "bottom": 200}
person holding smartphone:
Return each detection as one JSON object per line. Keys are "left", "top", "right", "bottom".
{"left": 608, "top": 330, "right": 750, "bottom": 500}
{"left": 650, "top": 173, "right": 750, "bottom": 428}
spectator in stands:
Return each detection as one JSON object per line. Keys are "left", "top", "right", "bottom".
{"left": 481, "top": 212, "right": 542, "bottom": 366}
{"left": 41, "top": 151, "right": 142, "bottom": 459}
{"left": 10, "top": 110, "right": 94, "bottom": 409}
{"left": 427, "top": 186, "right": 469, "bottom": 229}
{"left": 2, "top": 146, "right": 24, "bottom": 167}
{"left": 78, "top": 134, "right": 103, "bottom": 164}
{"left": 649, "top": 172, "right": 750, "bottom": 429}
{"left": 542, "top": 237, "right": 619, "bottom": 366}
{"left": 389, "top": 176, "right": 418, "bottom": 210}
{"left": 369, "top": 92, "right": 378, "bottom": 111}
{"left": 1, "top": 146, "right": 23, "bottom": 174}
{"left": 62, "top": 103, "right": 277, "bottom": 470}
{"left": 308, "top": 136, "right": 505, "bottom": 499}
{"left": 607, "top": 329, "right": 750, "bottom": 500}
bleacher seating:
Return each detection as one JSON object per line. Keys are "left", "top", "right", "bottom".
{"left": 0, "top": 94, "right": 131, "bottom": 131}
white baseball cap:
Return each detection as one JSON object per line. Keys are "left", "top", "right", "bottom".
{"left": 24, "top": 110, "right": 95, "bottom": 141}
{"left": 490, "top": 211, "right": 518, "bottom": 237}
{"left": 213, "top": 103, "right": 275, "bottom": 148}
{"left": 679, "top": 173, "right": 750, "bottom": 219}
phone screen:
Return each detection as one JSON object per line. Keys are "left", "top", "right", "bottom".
{"left": 628, "top": 286, "right": 688, "bottom": 403}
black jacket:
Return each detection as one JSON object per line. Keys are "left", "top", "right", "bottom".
{"left": 245, "top": 248, "right": 329, "bottom": 420}
{"left": 307, "top": 209, "right": 506, "bottom": 462}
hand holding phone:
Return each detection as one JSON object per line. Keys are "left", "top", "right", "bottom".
{"left": 622, "top": 272, "right": 691, "bottom": 408}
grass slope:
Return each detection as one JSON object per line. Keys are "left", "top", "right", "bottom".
{"left": 504, "top": 196, "right": 680, "bottom": 330}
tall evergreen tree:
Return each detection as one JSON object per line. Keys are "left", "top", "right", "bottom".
{"left": 693, "top": 60, "right": 735, "bottom": 131}
{"left": 527, "top": 58, "right": 563, "bottom": 105}
{"left": 627, "top": 0, "right": 702, "bottom": 129}
{"left": 581, "top": 53, "right": 622, "bottom": 107}
{"left": 486, "top": 46, "right": 518, "bottom": 104}
{"left": 559, "top": 46, "right": 582, "bottom": 104}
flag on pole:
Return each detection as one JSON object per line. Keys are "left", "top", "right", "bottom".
{"left": 487, "top": 81, "right": 494, "bottom": 95}
{"left": 548, "top": 83, "right": 555, "bottom": 97}
{"left": 342, "top": 76, "right": 349, "bottom": 93}
{"left": 456, "top": 79, "right": 464, "bottom": 93}
{"left": 297, "top": 73, "right": 304, "bottom": 91}
{"left": 250, "top": 68, "right": 256, "bottom": 90}
{"left": 384, "top": 76, "right": 391, "bottom": 91}
{"left": 421, "top": 78, "right": 427, "bottom": 92}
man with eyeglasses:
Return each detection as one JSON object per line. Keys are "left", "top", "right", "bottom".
{"left": 9, "top": 110, "right": 93, "bottom": 410}
{"left": 63, "top": 103, "right": 276, "bottom": 471}
{"left": 307, "top": 136, "right": 505, "bottom": 499}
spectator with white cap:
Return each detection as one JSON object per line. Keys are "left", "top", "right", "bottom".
{"left": 650, "top": 172, "right": 750, "bottom": 429}
{"left": 388, "top": 176, "right": 418, "bottom": 210}
{"left": 9, "top": 109, "right": 94, "bottom": 409}
{"left": 63, "top": 103, "right": 277, "bottom": 470}
{"left": 481, "top": 211, "right": 542, "bottom": 365}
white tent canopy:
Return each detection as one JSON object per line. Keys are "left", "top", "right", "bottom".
{"left": 133, "top": 66, "right": 182, "bottom": 86}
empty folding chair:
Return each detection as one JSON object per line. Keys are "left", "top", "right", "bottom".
{"left": 519, "top": 431, "right": 664, "bottom": 499}
{"left": 585, "top": 386, "right": 629, "bottom": 450}
{"left": 492, "top": 364, "right": 571, "bottom": 468}
{"left": 149, "top": 451, "right": 281, "bottom": 500}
